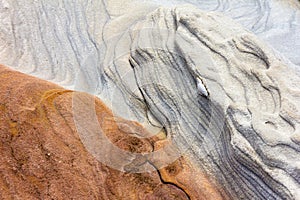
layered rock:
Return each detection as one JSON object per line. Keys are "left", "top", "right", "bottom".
{"left": 0, "top": 0, "right": 299, "bottom": 87}
{"left": 0, "top": 0, "right": 300, "bottom": 199}
{"left": 105, "top": 6, "right": 300, "bottom": 199}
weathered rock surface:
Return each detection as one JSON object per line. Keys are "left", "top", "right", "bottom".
{"left": 1, "top": 0, "right": 300, "bottom": 200}
{"left": 0, "top": 65, "right": 227, "bottom": 199}
{"left": 0, "top": 0, "right": 299, "bottom": 87}
{"left": 112, "top": 6, "right": 300, "bottom": 199}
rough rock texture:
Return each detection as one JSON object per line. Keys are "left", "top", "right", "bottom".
{"left": 0, "top": 65, "right": 226, "bottom": 199}
{"left": 0, "top": 0, "right": 300, "bottom": 200}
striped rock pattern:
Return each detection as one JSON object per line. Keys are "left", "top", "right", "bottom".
{"left": 1, "top": 0, "right": 300, "bottom": 199}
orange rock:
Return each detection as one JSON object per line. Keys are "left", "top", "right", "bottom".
{"left": 0, "top": 64, "right": 225, "bottom": 199}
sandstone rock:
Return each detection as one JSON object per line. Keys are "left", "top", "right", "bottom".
{"left": 1, "top": 0, "right": 300, "bottom": 199}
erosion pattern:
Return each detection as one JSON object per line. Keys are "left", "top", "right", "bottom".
{"left": 0, "top": 0, "right": 300, "bottom": 200}
{"left": 0, "top": 0, "right": 300, "bottom": 86}
{"left": 116, "top": 7, "right": 300, "bottom": 199}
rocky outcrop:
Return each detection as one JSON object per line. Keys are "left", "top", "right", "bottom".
{"left": 1, "top": 0, "right": 300, "bottom": 199}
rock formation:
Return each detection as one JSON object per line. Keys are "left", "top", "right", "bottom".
{"left": 0, "top": 0, "right": 300, "bottom": 199}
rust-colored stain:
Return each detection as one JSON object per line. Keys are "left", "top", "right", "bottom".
{"left": 9, "top": 121, "right": 18, "bottom": 137}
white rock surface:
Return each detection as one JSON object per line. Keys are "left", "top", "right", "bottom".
{"left": 1, "top": 0, "right": 300, "bottom": 199}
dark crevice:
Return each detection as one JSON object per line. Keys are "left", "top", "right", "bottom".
{"left": 148, "top": 161, "right": 191, "bottom": 200}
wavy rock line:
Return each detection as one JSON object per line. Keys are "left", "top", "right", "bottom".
{"left": 106, "top": 6, "right": 300, "bottom": 199}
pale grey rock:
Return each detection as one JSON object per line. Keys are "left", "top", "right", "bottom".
{"left": 0, "top": 0, "right": 300, "bottom": 199}
{"left": 151, "top": 0, "right": 300, "bottom": 65}
{"left": 0, "top": 0, "right": 299, "bottom": 86}
{"left": 123, "top": 6, "right": 300, "bottom": 199}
